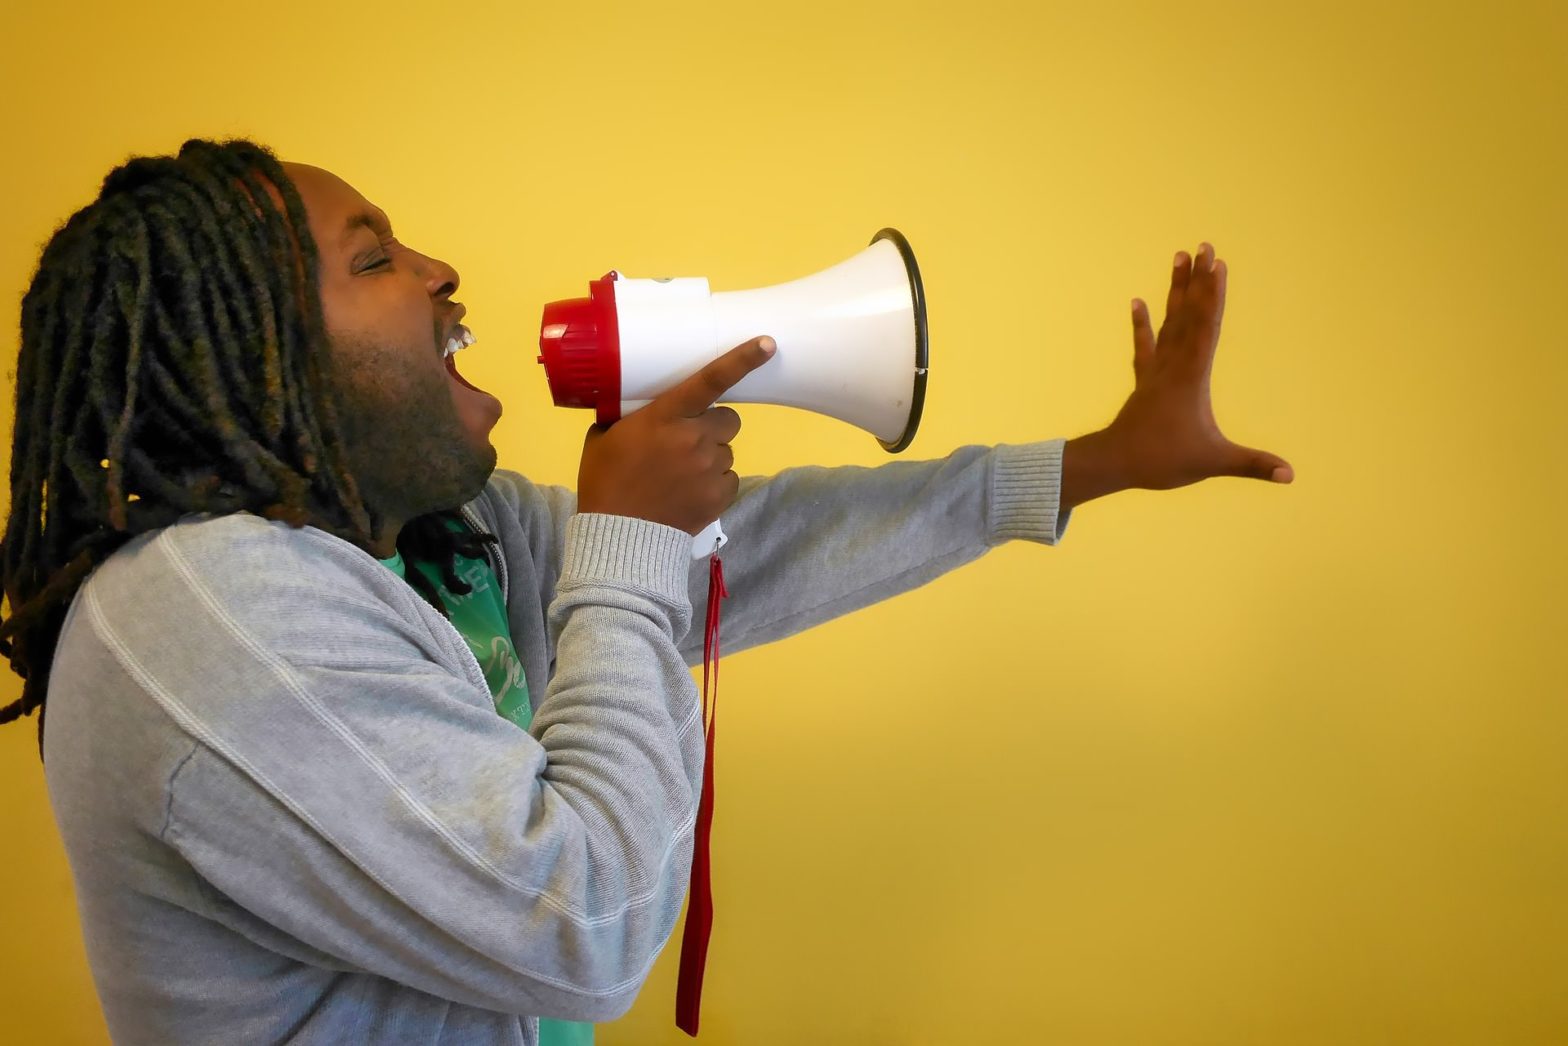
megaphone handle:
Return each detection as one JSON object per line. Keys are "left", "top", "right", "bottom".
{"left": 692, "top": 518, "right": 728, "bottom": 560}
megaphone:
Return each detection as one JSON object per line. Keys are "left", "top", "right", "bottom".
{"left": 538, "top": 228, "right": 929, "bottom": 555}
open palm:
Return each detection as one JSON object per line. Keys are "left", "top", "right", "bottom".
{"left": 1111, "top": 242, "right": 1294, "bottom": 490}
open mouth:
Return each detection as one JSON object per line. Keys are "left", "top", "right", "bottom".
{"left": 442, "top": 323, "right": 484, "bottom": 392}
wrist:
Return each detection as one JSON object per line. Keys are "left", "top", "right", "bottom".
{"left": 1061, "top": 429, "right": 1136, "bottom": 512}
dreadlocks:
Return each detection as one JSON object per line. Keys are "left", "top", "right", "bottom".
{"left": 2, "top": 137, "right": 488, "bottom": 747}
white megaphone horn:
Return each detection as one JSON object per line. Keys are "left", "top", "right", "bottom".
{"left": 538, "top": 228, "right": 929, "bottom": 557}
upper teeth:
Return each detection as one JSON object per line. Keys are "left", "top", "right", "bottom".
{"left": 443, "top": 324, "right": 476, "bottom": 358}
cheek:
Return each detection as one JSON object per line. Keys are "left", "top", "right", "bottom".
{"left": 321, "top": 276, "right": 434, "bottom": 350}
{"left": 328, "top": 336, "right": 451, "bottom": 439}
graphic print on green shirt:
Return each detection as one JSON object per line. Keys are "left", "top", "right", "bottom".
{"left": 380, "top": 520, "right": 594, "bottom": 1046}
{"left": 379, "top": 525, "right": 532, "bottom": 729}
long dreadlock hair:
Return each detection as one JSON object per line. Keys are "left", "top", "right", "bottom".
{"left": 2, "top": 137, "right": 495, "bottom": 750}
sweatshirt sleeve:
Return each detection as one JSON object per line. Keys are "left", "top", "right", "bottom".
{"left": 677, "top": 439, "right": 1072, "bottom": 665}
{"left": 101, "top": 516, "right": 704, "bottom": 1021}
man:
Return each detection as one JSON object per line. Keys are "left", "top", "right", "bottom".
{"left": 0, "top": 137, "right": 1293, "bottom": 1044}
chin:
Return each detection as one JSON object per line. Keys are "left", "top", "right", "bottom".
{"left": 408, "top": 441, "right": 497, "bottom": 518}
{"left": 453, "top": 443, "right": 499, "bottom": 503}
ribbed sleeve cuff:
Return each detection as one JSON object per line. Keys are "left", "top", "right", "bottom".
{"left": 560, "top": 513, "right": 694, "bottom": 602}
{"left": 990, "top": 439, "right": 1072, "bottom": 546}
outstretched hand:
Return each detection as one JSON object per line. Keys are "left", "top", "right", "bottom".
{"left": 1108, "top": 243, "right": 1294, "bottom": 490}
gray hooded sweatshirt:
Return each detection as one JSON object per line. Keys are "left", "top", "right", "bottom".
{"left": 42, "top": 439, "right": 1071, "bottom": 1044}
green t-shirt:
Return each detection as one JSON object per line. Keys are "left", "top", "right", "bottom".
{"left": 381, "top": 524, "right": 594, "bottom": 1046}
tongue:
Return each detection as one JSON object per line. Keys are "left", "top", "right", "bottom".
{"left": 445, "top": 353, "right": 482, "bottom": 393}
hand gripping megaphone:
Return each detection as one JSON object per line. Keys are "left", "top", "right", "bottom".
{"left": 538, "top": 228, "right": 929, "bottom": 557}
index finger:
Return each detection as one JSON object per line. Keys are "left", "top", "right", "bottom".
{"left": 656, "top": 336, "right": 777, "bottom": 417}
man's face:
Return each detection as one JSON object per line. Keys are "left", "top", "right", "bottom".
{"left": 279, "top": 161, "right": 503, "bottom": 530}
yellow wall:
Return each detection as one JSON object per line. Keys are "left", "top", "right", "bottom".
{"left": 1, "top": 1, "right": 1563, "bottom": 1043}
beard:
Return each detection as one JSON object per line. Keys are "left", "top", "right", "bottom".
{"left": 324, "top": 330, "right": 496, "bottom": 530}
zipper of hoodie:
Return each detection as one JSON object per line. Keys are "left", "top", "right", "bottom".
{"left": 459, "top": 502, "right": 508, "bottom": 604}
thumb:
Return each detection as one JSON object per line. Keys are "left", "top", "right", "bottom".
{"left": 1226, "top": 443, "right": 1295, "bottom": 484}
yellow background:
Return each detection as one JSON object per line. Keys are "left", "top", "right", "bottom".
{"left": 2, "top": 1, "right": 1564, "bottom": 1043}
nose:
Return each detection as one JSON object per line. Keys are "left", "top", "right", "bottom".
{"left": 424, "top": 253, "right": 461, "bottom": 300}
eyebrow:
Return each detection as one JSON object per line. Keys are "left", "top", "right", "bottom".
{"left": 338, "top": 209, "right": 392, "bottom": 249}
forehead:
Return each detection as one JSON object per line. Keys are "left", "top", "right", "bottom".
{"left": 278, "top": 161, "right": 386, "bottom": 252}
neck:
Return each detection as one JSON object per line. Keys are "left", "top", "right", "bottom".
{"left": 365, "top": 519, "right": 404, "bottom": 559}
{"left": 296, "top": 490, "right": 404, "bottom": 559}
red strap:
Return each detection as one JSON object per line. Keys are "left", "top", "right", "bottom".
{"left": 675, "top": 552, "right": 726, "bottom": 1036}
